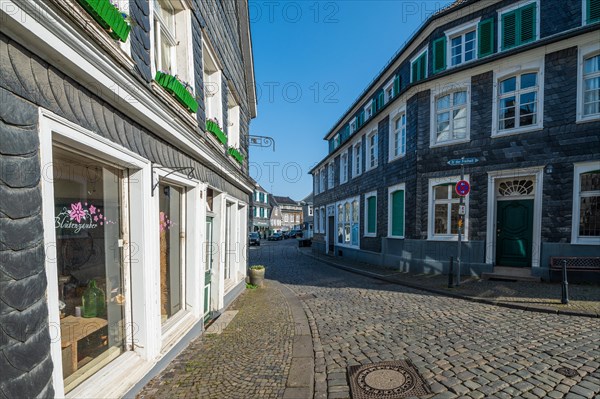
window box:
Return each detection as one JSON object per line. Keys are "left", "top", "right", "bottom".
{"left": 206, "top": 119, "right": 228, "bottom": 145}
{"left": 155, "top": 71, "right": 199, "bottom": 113}
{"left": 77, "top": 0, "right": 131, "bottom": 42}
{"left": 228, "top": 147, "right": 245, "bottom": 164}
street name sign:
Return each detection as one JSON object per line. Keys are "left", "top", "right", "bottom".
{"left": 447, "top": 157, "right": 479, "bottom": 166}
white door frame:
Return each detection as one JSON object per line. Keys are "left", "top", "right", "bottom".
{"left": 486, "top": 167, "right": 544, "bottom": 268}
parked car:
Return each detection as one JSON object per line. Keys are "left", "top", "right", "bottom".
{"left": 249, "top": 232, "right": 261, "bottom": 246}
{"left": 282, "top": 231, "right": 290, "bottom": 239}
{"left": 268, "top": 233, "right": 283, "bottom": 241}
{"left": 290, "top": 229, "right": 303, "bottom": 238}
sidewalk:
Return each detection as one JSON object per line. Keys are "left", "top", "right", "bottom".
{"left": 301, "top": 249, "right": 600, "bottom": 318}
{"left": 137, "top": 280, "right": 313, "bottom": 399}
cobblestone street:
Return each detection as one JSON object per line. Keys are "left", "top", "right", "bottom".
{"left": 255, "top": 240, "right": 600, "bottom": 399}
{"left": 138, "top": 239, "right": 600, "bottom": 399}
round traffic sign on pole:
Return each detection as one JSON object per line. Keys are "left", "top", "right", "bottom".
{"left": 455, "top": 180, "right": 470, "bottom": 196}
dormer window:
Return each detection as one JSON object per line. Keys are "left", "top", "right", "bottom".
{"left": 349, "top": 117, "right": 357, "bottom": 134}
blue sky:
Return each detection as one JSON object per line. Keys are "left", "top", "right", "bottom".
{"left": 248, "top": 0, "right": 453, "bottom": 200}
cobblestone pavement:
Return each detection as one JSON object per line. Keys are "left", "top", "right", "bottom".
{"left": 253, "top": 240, "right": 600, "bottom": 399}
{"left": 306, "top": 250, "right": 600, "bottom": 318}
{"left": 137, "top": 281, "right": 295, "bottom": 399}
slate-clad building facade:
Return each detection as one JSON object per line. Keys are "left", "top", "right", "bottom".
{"left": 311, "top": 0, "right": 599, "bottom": 281}
{"left": 0, "top": 0, "right": 256, "bottom": 397}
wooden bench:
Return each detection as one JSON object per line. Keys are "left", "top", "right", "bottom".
{"left": 550, "top": 257, "right": 600, "bottom": 282}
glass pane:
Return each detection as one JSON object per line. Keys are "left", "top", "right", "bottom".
{"left": 53, "top": 150, "right": 124, "bottom": 390}
{"left": 580, "top": 196, "right": 600, "bottom": 237}
{"left": 345, "top": 203, "right": 351, "bottom": 222}
{"left": 450, "top": 203, "right": 460, "bottom": 234}
{"left": 434, "top": 185, "right": 448, "bottom": 200}
{"left": 434, "top": 204, "right": 448, "bottom": 234}
{"left": 500, "top": 77, "right": 516, "bottom": 94}
{"left": 159, "top": 183, "right": 183, "bottom": 323}
{"left": 521, "top": 73, "right": 537, "bottom": 89}
{"left": 160, "top": 33, "right": 172, "bottom": 72}
{"left": 437, "top": 94, "right": 450, "bottom": 110}
{"left": 353, "top": 201, "right": 359, "bottom": 222}
{"left": 584, "top": 54, "right": 600, "bottom": 75}
{"left": 344, "top": 224, "right": 351, "bottom": 242}
{"left": 351, "top": 223, "right": 359, "bottom": 245}
{"left": 454, "top": 91, "right": 467, "bottom": 105}
{"left": 581, "top": 171, "right": 600, "bottom": 192}
{"left": 338, "top": 224, "right": 343, "bottom": 243}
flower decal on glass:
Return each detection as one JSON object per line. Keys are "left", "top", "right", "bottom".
{"left": 159, "top": 212, "right": 175, "bottom": 232}
{"left": 69, "top": 202, "right": 86, "bottom": 223}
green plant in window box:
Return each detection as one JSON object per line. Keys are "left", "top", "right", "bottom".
{"left": 228, "top": 147, "right": 245, "bottom": 164}
{"left": 206, "top": 118, "right": 228, "bottom": 145}
{"left": 77, "top": 0, "right": 131, "bottom": 42}
{"left": 154, "top": 71, "right": 199, "bottom": 113}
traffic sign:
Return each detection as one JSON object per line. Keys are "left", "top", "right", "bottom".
{"left": 447, "top": 158, "right": 479, "bottom": 166}
{"left": 455, "top": 180, "right": 470, "bottom": 196}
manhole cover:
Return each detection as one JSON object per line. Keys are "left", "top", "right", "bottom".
{"left": 555, "top": 367, "right": 578, "bottom": 377}
{"left": 348, "top": 360, "right": 431, "bottom": 399}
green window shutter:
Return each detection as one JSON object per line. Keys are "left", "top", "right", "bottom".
{"left": 371, "top": 98, "right": 376, "bottom": 115}
{"left": 393, "top": 75, "right": 400, "bottom": 96}
{"left": 432, "top": 37, "right": 446, "bottom": 73}
{"left": 589, "top": 0, "right": 600, "bottom": 23}
{"left": 411, "top": 60, "right": 419, "bottom": 83}
{"left": 501, "top": 10, "right": 517, "bottom": 50}
{"left": 367, "top": 196, "right": 376, "bottom": 234}
{"left": 478, "top": 18, "right": 495, "bottom": 58}
{"left": 378, "top": 92, "right": 385, "bottom": 110}
{"left": 391, "top": 190, "right": 405, "bottom": 237}
{"left": 519, "top": 2, "right": 536, "bottom": 44}
{"left": 359, "top": 110, "right": 365, "bottom": 126}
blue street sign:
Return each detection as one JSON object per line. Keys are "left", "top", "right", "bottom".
{"left": 447, "top": 158, "right": 479, "bottom": 166}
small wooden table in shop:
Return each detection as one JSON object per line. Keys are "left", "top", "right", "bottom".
{"left": 60, "top": 316, "right": 107, "bottom": 374}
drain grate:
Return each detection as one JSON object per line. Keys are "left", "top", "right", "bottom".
{"left": 555, "top": 367, "right": 578, "bottom": 377}
{"left": 348, "top": 360, "right": 431, "bottom": 399}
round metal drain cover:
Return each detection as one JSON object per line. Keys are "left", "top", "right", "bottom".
{"left": 348, "top": 360, "right": 431, "bottom": 399}
{"left": 360, "top": 367, "right": 412, "bottom": 392}
{"left": 555, "top": 367, "right": 578, "bottom": 377}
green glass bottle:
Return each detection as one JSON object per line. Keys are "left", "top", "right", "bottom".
{"left": 82, "top": 280, "right": 106, "bottom": 318}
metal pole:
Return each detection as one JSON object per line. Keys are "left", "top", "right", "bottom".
{"left": 457, "top": 160, "right": 464, "bottom": 286}
{"left": 448, "top": 256, "right": 454, "bottom": 288}
{"left": 561, "top": 260, "right": 569, "bottom": 304}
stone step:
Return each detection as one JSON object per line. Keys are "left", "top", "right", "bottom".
{"left": 482, "top": 272, "right": 541, "bottom": 282}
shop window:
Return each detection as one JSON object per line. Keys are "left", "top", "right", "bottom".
{"left": 159, "top": 182, "right": 184, "bottom": 323}
{"left": 53, "top": 149, "right": 126, "bottom": 392}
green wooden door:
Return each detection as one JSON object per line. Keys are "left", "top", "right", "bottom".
{"left": 496, "top": 200, "right": 534, "bottom": 267}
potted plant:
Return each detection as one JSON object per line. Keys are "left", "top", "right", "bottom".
{"left": 249, "top": 265, "right": 265, "bottom": 287}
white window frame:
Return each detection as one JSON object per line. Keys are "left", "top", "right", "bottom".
{"left": 349, "top": 117, "right": 358, "bottom": 134}
{"left": 340, "top": 151, "right": 349, "bottom": 184}
{"left": 387, "top": 183, "right": 406, "bottom": 239}
{"left": 492, "top": 58, "right": 544, "bottom": 137}
{"left": 571, "top": 161, "right": 600, "bottom": 245}
{"left": 384, "top": 79, "right": 395, "bottom": 104}
{"left": 202, "top": 39, "right": 223, "bottom": 124}
{"left": 320, "top": 206, "right": 326, "bottom": 233}
{"left": 497, "top": 0, "right": 540, "bottom": 51}
{"left": 389, "top": 106, "right": 407, "bottom": 161}
{"left": 366, "top": 128, "right": 379, "bottom": 171}
{"left": 328, "top": 162, "right": 335, "bottom": 189}
{"left": 364, "top": 100, "right": 374, "bottom": 120}
{"left": 335, "top": 196, "right": 360, "bottom": 248}
{"left": 227, "top": 87, "right": 241, "bottom": 148}
{"left": 430, "top": 81, "right": 471, "bottom": 147}
{"left": 577, "top": 41, "right": 600, "bottom": 122}
{"left": 353, "top": 140, "right": 362, "bottom": 178}
{"left": 319, "top": 167, "right": 326, "bottom": 193}
{"left": 314, "top": 171, "right": 320, "bottom": 194}
{"left": 445, "top": 19, "right": 480, "bottom": 68}
{"left": 410, "top": 47, "right": 428, "bottom": 83}
{"left": 363, "top": 190, "right": 378, "bottom": 237}
{"left": 427, "top": 175, "right": 469, "bottom": 241}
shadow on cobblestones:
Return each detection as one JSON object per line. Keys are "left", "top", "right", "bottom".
{"left": 137, "top": 282, "right": 294, "bottom": 399}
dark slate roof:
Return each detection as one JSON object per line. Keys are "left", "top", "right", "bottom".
{"left": 271, "top": 196, "right": 299, "bottom": 206}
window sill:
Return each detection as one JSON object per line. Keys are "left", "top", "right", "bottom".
{"left": 427, "top": 235, "right": 468, "bottom": 242}
{"left": 363, "top": 233, "right": 377, "bottom": 238}
{"left": 335, "top": 242, "right": 360, "bottom": 249}
{"left": 365, "top": 164, "right": 379, "bottom": 173}
{"left": 388, "top": 154, "right": 406, "bottom": 163}
{"left": 576, "top": 115, "right": 600, "bottom": 124}
{"left": 571, "top": 237, "right": 600, "bottom": 245}
{"left": 387, "top": 235, "right": 405, "bottom": 240}
{"left": 161, "top": 310, "right": 196, "bottom": 353}
{"left": 492, "top": 125, "right": 542, "bottom": 138}
{"left": 430, "top": 138, "right": 470, "bottom": 148}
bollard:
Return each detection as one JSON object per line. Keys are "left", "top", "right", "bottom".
{"left": 561, "top": 259, "right": 569, "bottom": 305}
{"left": 448, "top": 256, "right": 454, "bottom": 288}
